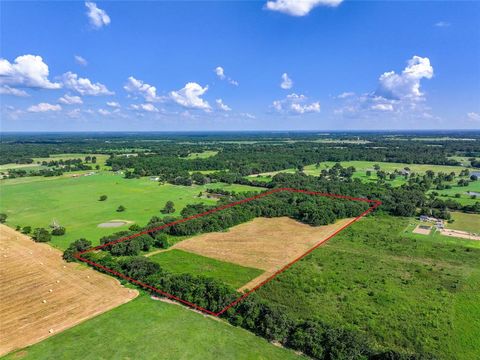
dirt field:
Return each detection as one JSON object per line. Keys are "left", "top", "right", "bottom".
{"left": 173, "top": 217, "right": 354, "bottom": 291}
{"left": 0, "top": 225, "right": 138, "bottom": 356}
{"left": 440, "top": 228, "right": 480, "bottom": 241}
{"left": 413, "top": 224, "right": 432, "bottom": 235}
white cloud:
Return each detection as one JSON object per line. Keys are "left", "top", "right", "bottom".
{"left": 124, "top": 76, "right": 160, "bottom": 102}
{"left": 62, "top": 71, "right": 113, "bottom": 96}
{"left": 59, "top": 94, "right": 83, "bottom": 105}
{"left": 106, "top": 101, "right": 120, "bottom": 108}
{"left": 376, "top": 56, "right": 433, "bottom": 100}
{"left": 435, "top": 21, "right": 451, "bottom": 27}
{"left": 74, "top": 55, "right": 88, "bottom": 66}
{"left": 85, "top": 2, "right": 110, "bottom": 29}
{"left": 0, "top": 85, "right": 28, "bottom": 97}
{"left": 67, "top": 108, "right": 82, "bottom": 118}
{"left": 216, "top": 99, "right": 232, "bottom": 111}
{"left": 242, "top": 112, "right": 256, "bottom": 119}
{"left": 337, "top": 92, "right": 355, "bottom": 99}
{"left": 170, "top": 82, "right": 211, "bottom": 111}
{"left": 467, "top": 112, "right": 480, "bottom": 121}
{"left": 265, "top": 0, "right": 343, "bottom": 16}
{"left": 280, "top": 73, "right": 293, "bottom": 89}
{"left": 98, "top": 108, "right": 111, "bottom": 116}
{"left": 130, "top": 103, "right": 159, "bottom": 112}
{"left": 27, "top": 102, "right": 62, "bottom": 112}
{"left": 0, "top": 55, "right": 61, "bottom": 89}
{"left": 214, "top": 66, "right": 238, "bottom": 86}
{"left": 371, "top": 103, "right": 394, "bottom": 111}
{"left": 272, "top": 93, "right": 320, "bottom": 114}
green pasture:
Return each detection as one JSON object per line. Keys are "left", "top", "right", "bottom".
{"left": 3, "top": 295, "right": 300, "bottom": 360}
{"left": 0, "top": 153, "right": 110, "bottom": 172}
{"left": 256, "top": 215, "right": 480, "bottom": 359}
{"left": 447, "top": 212, "right": 480, "bottom": 233}
{"left": 429, "top": 180, "right": 480, "bottom": 205}
{"left": 148, "top": 249, "right": 263, "bottom": 289}
{"left": 0, "top": 173, "right": 263, "bottom": 250}
{"left": 185, "top": 150, "right": 219, "bottom": 159}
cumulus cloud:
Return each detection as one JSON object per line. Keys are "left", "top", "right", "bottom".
{"left": 214, "top": 66, "right": 238, "bottom": 86}
{"left": 130, "top": 103, "right": 159, "bottom": 112}
{"left": 59, "top": 94, "right": 83, "bottom": 105}
{"left": 336, "top": 92, "right": 355, "bottom": 99}
{"left": 170, "top": 82, "right": 211, "bottom": 111}
{"left": 74, "top": 55, "right": 88, "bottom": 66}
{"left": 216, "top": 99, "right": 232, "bottom": 111}
{"left": 467, "top": 112, "right": 480, "bottom": 121}
{"left": 27, "top": 102, "right": 62, "bottom": 112}
{"left": 106, "top": 101, "right": 120, "bottom": 108}
{"left": 85, "top": 2, "right": 110, "bottom": 29}
{"left": 62, "top": 72, "right": 113, "bottom": 96}
{"left": 0, "top": 55, "right": 61, "bottom": 90}
{"left": 376, "top": 56, "right": 433, "bottom": 100}
{"left": 0, "top": 85, "right": 28, "bottom": 97}
{"left": 272, "top": 93, "right": 320, "bottom": 114}
{"left": 124, "top": 76, "right": 160, "bottom": 102}
{"left": 265, "top": 0, "right": 343, "bottom": 16}
{"left": 280, "top": 73, "right": 293, "bottom": 89}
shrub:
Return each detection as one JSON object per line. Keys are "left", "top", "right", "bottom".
{"left": 161, "top": 201, "right": 175, "bottom": 214}
{"left": 51, "top": 226, "right": 66, "bottom": 236}
{"left": 0, "top": 213, "right": 7, "bottom": 223}
{"left": 21, "top": 226, "right": 32, "bottom": 234}
{"left": 99, "top": 195, "right": 108, "bottom": 201}
{"left": 117, "top": 205, "right": 126, "bottom": 212}
{"left": 32, "top": 228, "right": 51, "bottom": 242}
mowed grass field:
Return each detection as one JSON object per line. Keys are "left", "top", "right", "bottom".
{"left": 148, "top": 249, "right": 263, "bottom": 289}
{"left": 0, "top": 153, "right": 110, "bottom": 172}
{"left": 256, "top": 215, "right": 480, "bottom": 359}
{"left": 249, "top": 160, "right": 469, "bottom": 187}
{"left": 447, "top": 212, "right": 480, "bottom": 233}
{"left": 0, "top": 173, "right": 262, "bottom": 249}
{"left": 3, "top": 295, "right": 300, "bottom": 360}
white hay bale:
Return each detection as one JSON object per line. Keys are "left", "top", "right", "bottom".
{"left": 49, "top": 289, "right": 53, "bottom": 292}
{"left": 42, "top": 299, "right": 47, "bottom": 303}
{"left": 56, "top": 280, "right": 60, "bottom": 283}
{"left": 49, "top": 329, "right": 54, "bottom": 334}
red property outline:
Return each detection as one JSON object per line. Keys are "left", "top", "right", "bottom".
{"left": 74, "top": 188, "right": 381, "bottom": 316}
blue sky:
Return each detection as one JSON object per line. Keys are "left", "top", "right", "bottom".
{"left": 1, "top": 0, "right": 479, "bottom": 131}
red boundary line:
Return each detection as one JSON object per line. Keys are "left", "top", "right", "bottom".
{"left": 74, "top": 188, "right": 381, "bottom": 316}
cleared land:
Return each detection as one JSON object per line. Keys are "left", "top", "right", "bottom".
{"left": 3, "top": 295, "right": 300, "bottom": 360}
{"left": 148, "top": 249, "right": 263, "bottom": 289}
{"left": 0, "top": 225, "right": 137, "bottom": 357}
{"left": 0, "top": 173, "right": 262, "bottom": 249}
{"left": 256, "top": 216, "right": 480, "bottom": 359}
{"left": 174, "top": 217, "right": 353, "bottom": 291}
{"left": 447, "top": 212, "right": 480, "bottom": 233}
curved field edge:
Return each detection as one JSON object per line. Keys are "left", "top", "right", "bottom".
{"left": 2, "top": 295, "right": 300, "bottom": 360}
{"left": 255, "top": 215, "right": 480, "bottom": 359}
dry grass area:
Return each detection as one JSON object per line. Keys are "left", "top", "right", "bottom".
{"left": 0, "top": 225, "right": 138, "bottom": 356}
{"left": 173, "top": 217, "right": 354, "bottom": 291}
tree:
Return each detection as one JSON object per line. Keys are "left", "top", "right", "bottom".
{"left": 471, "top": 174, "right": 478, "bottom": 181}
{"left": 63, "top": 238, "right": 92, "bottom": 262}
{"left": 366, "top": 170, "right": 372, "bottom": 177}
{"left": 155, "top": 233, "right": 170, "bottom": 248}
{"left": 0, "top": 213, "right": 7, "bottom": 223}
{"left": 51, "top": 226, "right": 66, "bottom": 236}
{"left": 32, "top": 228, "right": 51, "bottom": 242}
{"left": 117, "top": 205, "right": 126, "bottom": 212}
{"left": 161, "top": 201, "right": 175, "bottom": 214}
{"left": 99, "top": 195, "right": 108, "bottom": 201}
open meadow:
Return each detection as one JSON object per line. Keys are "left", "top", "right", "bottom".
{"left": 0, "top": 173, "right": 262, "bottom": 249}
{"left": 255, "top": 215, "right": 480, "bottom": 359}
{"left": 0, "top": 225, "right": 137, "bottom": 356}
{"left": 3, "top": 295, "right": 300, "bottom": 360}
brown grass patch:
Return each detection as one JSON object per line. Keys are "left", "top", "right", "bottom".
{"left": 0, "top": 225, "right": 138, "bottom": 356}
{"left": 173, "top": 217, "right": 354, "bottom": 291}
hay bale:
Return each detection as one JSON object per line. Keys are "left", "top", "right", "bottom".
{"left": 42, "top": 299, "right": 47, "bottom": 303}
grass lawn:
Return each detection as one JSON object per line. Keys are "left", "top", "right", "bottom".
{"left": 148, "top": 249, "right": 263, "bottom": 289}
{"left": 0, "top": 153, "right": 110, "bottom": 172}
{"left": 447, "top": 212, "right": 480, "bottom": 233}
{"left": 428, "top": 180, "right": 480, "bottom": 205}
{"left": 248, "top": 161, "right": 469, "bottom": 187}
{"left": 186, "top": 150, "right": 219, "bottom": 159}
{"left": 3, "top": 295, "right": 300, "bottom": 360}
{"left": 255, "top": 215, "right": 480, "bottom": 359}
{"left": 0, "top": 172, "right": 263, "bottom": 250}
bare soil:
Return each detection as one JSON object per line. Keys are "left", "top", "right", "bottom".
{"left": 0, "top": 225, "right": 138, "bottom": 356}
{"left": 173, "top": 217, "right": 354, "bottom": 291}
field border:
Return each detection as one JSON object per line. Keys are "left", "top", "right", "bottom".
{"left": 75, "top": 188, "right": 381, "bottom": 316}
